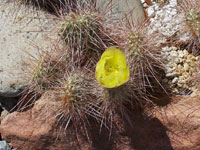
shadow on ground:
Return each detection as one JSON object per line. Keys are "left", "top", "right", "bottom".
{"left": 88, "top": 93, "right": 173, "bottom": 150}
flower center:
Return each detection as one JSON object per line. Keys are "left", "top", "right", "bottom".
{"left": 104, "top": 61, "right": 119, "bottom": 75}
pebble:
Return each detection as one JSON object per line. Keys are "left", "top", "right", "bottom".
{"left": 0, "top": 109, "right": 8, "bottom": 121}
{"left": 183, "top": 63, "right": 189, "bottom": 71}
{"left": 174, "top": 58, "right": 180, "bottom": 63}
{"left": 162, "top": 46, "right": 199, "bottom": 95}
{"left": 183, "top": 50, "right": 189, "bottom": 56}
{"left": 170, "top": 51, "right": 178, "bottom": 57}
{"left": 166, "top": 72, "right": 177, "bottom": 77}
{"left": 172, "top": 77, "right": 178, "bottom": 84}
{"left": 178, "top": 51, "right": 184, "bottom": 58}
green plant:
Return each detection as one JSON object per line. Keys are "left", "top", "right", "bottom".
{"left": 186, "top": 8, "right": 200, "bottom": 37}
{"left": 58, "top": 11, "right": 116, "bottom": 67}
{"left": 116, "top": 24, "right": 166, "bottom": 101}
{"left": 17, "top": 46, "right": 68, "bottom": 111}
{"left": 96, "top": 82, "right": 137, "bottom": 128}
{"left": 52, "top": 71, "right": 101, "bottom": 130}
{"left": 180, "top": 0, "right": 200, "bottom": 55}
{"left": 94, "top": 47, "right": 139, "bottom": 128}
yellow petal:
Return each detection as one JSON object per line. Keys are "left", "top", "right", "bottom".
{"left": 95, "top": 46, "right": 130, "bottom": 88}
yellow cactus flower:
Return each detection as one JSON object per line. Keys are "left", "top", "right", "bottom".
{"left": 95, "top": 46, "right": 130, "bottom": 88}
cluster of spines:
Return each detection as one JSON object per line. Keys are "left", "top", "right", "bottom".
{"left": 119, "top": 25, "right": 165, "bottom": 100}
{"left": 58, "top": 11, "right": 115, "bottom": 67}
{"left": 19, "top": 0, "right": 166, "bottom": 134}
{"left": 186, "top": 8, "right": 200, "bottom": 37}
{"left": 51, "top": 71, "right": 102, "bottom": 130}
{"left": 179, "top": 0, "right": 200, "bottom": 54}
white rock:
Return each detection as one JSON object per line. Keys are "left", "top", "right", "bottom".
{"left": 171, "top": 47, "right": 177, "bottom": 51}
{"left": 170, "top": 51, "right": 178, "bottom": 57}
{"left": 147, "top": 0, "right": 192, "bottom": 45}
{"left": 183, "top": 63, "right": 189, "bottom": 71}
{"left": 178, "top": 50, "right": 184, "bottom": 58}
{"left": 183, "top": 50, "right": 189, "bottom": 56}
{"left": 166, "top": 72, "right": 177, "bottom": 77}
{"left": 172, "top": 77, "right": 178, "bottom": 84}
{"left": 174, "top": 58, "right": 180, "bottom": 63}
{"left": 0, "top": 2, "right": 57, "bottom": 97}
{"left": 96, "top": 0, "right": 145, "bottom": 26}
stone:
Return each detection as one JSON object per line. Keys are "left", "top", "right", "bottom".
{"left": 183, "top": 63, "right": 189, "bottom": 71}
{"left": 166, "top": 72, "right": 177, "bottom": 77}
{"left": 183, "top": 50, "right": 189, "bottom": 56}
{"left": 0, "top": 92, "right": 94, "bottom": 150}
{"left": 0, "top": 1, "right": 56, "bottom": 97}
{"left": 187, "top": 54, "right": 193, "bottom": 60}
{"left": 170, "top": 51, "right": 178, "bottom": 57}
{"left": 162, "top": 46, "right": 199, "bottom": 95}
{"left": 147, "top": 0, "right": 193, "bottom": 45}
{"left": 172, "top": 77, "right": 178, "bottom": 84}
{"left": 96, "top": 0, "right": 145, "bottom": 26}
{"left": 1, "top": 93, "right": 200, "bottom": 150}
{"left": 0, "top": 110, "right": 9, "bottom": 121}
{"left": 174, "top": 58, "right": 180, "bottom": 63}
{"left": 178, "top": 50, "right": 184, "bottom": 58}
{"left": 0, "top": 140, "right": 16, "bottom": 150}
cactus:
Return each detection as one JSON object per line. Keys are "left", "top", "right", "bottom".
{"left": 116, "top": 24, "right": 165, "bottom": 100}
{"left": 186, "top": 8, "right": 200, "bottom": 37}
{"left": 53, "top": 71, "right": 102, "bottom": 129}
{"left": 58, "top": 11, "right": 116, "bottom": 67}
{"left": 10, "top": 0, "right": 164, "bottom": 142}
{"left": 95, "top": 47, "right": 136, "bottom": 127}
{"left": 30, "top": 55, "right": 59, "bottom": 94}
{"left": 17, "top": 47, "right": 68, "bottom": 110}
{"left": 179, "top": 0, "right": 200, "bottom": 55}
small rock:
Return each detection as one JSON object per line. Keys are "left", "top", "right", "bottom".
{"left": 162, "top": 45, "right": 199, "bottom": 94}
{"left": 170, "top": 51, "right": 178, "bottom": 57}
{"left": 190, "top": 61, "right": 196, "bottom": 67}
{"left": 174, "top": 57, "right": 180, "bottom": 63}
{"left": 178, "top": 50, "right": 184, "bottom": 58}
{"left": 162, "top": 46, "right": 171, "bottom": 52}
{"left": 177, "top": 64, "right": 182, "bottom": 71}
{"left": 147, "top": 0, "right": 193, "bottom": 45}
{"left": 183, "top": 63, "right": 189, "bottom": 71}
{"left": 0, "top": 140, "right": 14, "bottom": 150}
{"left": 187, "top": 54, "right": 192, "bottom": 60}
{"left": 172, "top": 77, "right": 178, "bottom": 84}
{"left": 183, "top": 50, "right": 189, "bottom": 56}
{"left": 0, "top": 110, "right": 9, "bottom": 121}
{"left": 166, "top": 72, "right": 177, "bottom": 77}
